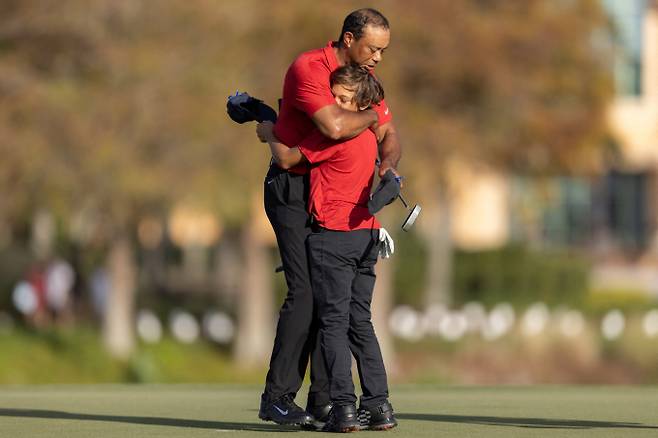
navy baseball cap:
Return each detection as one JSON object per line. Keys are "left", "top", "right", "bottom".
{"left": 368, "top": 169, "right": 401, "bottom": 215}
{"left": 226, "top": 91, "right": 277, "bottom": 124}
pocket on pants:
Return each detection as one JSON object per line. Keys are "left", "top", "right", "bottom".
{"left": 361, "top": 234, "right": 380, "bottom": 270}
{"left": 264, "top": 171, "right": 289, "bottom": 206}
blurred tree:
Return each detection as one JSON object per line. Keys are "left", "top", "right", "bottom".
{"left": 0, "top": 0, "right": 279, "bottom": 360}
{"left": 0, "top": 0, "right": 615, "bottom": 365}
{"left": 382, "top": 0, "right": 614, "bottom": 305}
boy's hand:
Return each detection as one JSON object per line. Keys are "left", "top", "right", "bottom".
{"left": 256, "top": 121, "right": 275, "bottom": 143}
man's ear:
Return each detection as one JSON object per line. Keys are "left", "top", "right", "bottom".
{"left": 343, "top": 31, "right": 355, "bottom": 48}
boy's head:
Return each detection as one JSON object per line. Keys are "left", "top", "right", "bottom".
{"left": 330, "top": 65, "right": 384, "bottom": 112}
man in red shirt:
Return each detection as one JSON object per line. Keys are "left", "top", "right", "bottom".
{"left": 259, "top": 64, "right": 396, "bottom": 432}
{"left": 258, "top": 8, "right": 401, "bottom": 429}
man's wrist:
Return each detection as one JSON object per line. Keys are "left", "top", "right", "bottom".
{"left": 369, "top": 108, "right": 379, "bottom": 123}
{"left": 367, "top": 108, "right": 379, "bottom": 130}
{"left": 379, "top": 158, "right": 398, "bottom": 170}
{"left": 379, "top": 158, "right": 400, "bottom": 174}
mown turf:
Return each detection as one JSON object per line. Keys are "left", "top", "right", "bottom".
{"left": 0, "top": 385, "right": 656, "bottom": 437}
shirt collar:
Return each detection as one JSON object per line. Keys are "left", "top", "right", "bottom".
{"left": 323, "top": 41, "right": 340, "bottom": 71}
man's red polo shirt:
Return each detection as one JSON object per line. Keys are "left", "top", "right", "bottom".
{"left": 273, "top": 41, "right": 392, "bottom": 174}
{"left": 298, "top": 129, "right": 380, "bottom": 231}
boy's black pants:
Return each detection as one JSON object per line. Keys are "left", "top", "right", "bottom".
{"left": 306, "top": 227, "right": 390, "bottom": 408}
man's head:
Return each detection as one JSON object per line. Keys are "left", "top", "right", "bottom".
{"left": 338, "top": 8, "right": 390, "bottom": 71}
{"left": 330, "top": 65, "right": 384, "bottom": 112}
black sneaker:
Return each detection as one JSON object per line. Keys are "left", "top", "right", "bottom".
{"left": 258, "top": 394, "right": 314, "bottom": 426}
{"left": 322, "top": 404, "right": 360, "bottom": 433}
{"left": 358, "top": 401, "right": 398, "bottom": 431}
{"left": 301, "top": 401, "right": 333, "bottom": 431}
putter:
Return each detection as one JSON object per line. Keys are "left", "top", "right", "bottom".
{"left": 398, "top": 192, "right": 422, "bottom": 231}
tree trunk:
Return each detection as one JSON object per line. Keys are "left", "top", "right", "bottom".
{"left": 182, "top": 244, "right": 207, "bottom": 284}
{"left": 31, "top": 209, "right": 55, "bottom": 260}
{"left": 372, "top": 256, "right": 397, "bottom": 375}
{"left": 104, "top": 234, "right": 136, "bottom": 360}
{"left": 424, "top": 186, "right": 453, "bottom": 307}
{"left": 234, "top": 210, "right": 274, "bottom": 366}
{"left": 214, "top": 230, "right": 241, "bottom": 307}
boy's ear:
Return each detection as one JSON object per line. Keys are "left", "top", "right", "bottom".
{"left": 358, "top": 100, "right": 372, "bottom": 111}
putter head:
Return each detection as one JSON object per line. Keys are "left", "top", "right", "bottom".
{"left": 401, "top": 204, "right": 422, "bottom": 232}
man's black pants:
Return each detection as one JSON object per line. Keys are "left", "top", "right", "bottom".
{"left": 262, "top": 163, "right": 329, "bottom": 407}
{"left": 307, "top": 227, "right": 389, "bottom": 408}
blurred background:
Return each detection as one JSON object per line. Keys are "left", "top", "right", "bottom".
{"left": 0, "top": 0, "right": 657, "bottom": 385}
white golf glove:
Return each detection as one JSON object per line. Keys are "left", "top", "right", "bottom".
{"left": 378, "top": 228, "right": 395, "bottom": 259}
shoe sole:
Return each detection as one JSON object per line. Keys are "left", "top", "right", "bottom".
{"left": 301, "top": 420, "right": 324, "bottom": 431}
{"left": 370, "top": 422, "right": 398, "bottom": 431}
{"left": 322, "top": 423, "right": 361, "bottom": 433}
{"left": 259, "top": 414, "right": 313, "bottom": 426}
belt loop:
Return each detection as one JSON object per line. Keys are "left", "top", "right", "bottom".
{"left": 310, "top": 217, "right": 325, "bottom": 233}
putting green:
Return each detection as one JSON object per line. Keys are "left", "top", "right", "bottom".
{"left": 0, "top": 385, "right": 656, "bottom": 437}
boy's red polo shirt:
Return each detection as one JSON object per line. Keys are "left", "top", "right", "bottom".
{"left": 273, "top": 41, "right": 392, "bottom": 174}
{"left": 298, "top": 130, "right": 380, "bottom": 231}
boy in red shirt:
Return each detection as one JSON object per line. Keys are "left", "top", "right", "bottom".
{"left": 257, "top": 65, "right": 396, "bottom": 433}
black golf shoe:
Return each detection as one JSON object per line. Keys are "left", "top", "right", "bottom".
{"left": 300, "top": 401, "right": 334, "bottom": 431}
{"left": 322, "top": 404, "right": 360, "bottom": 433}
{"left": 358, "top": 401, "right": 398, "bottom": 431}
{"left": 258, "top": 394, "right": 314, "bottom": 426}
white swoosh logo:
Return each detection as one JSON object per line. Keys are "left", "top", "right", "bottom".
{"left": 273, "top": 405, "right": 288, "bottom": 415}
{"left": 384, "top": 108, "right": 389, "bottom": 115}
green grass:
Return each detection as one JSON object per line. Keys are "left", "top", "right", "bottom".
{"left": 0, "top": 385, "right": 656, "bottom": 437}
{"left": 0, "top": 330, "right": 266, "bottom": 384}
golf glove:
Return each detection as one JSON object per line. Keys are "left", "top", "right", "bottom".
{"left": 378, "top": 228, "right": 395, "bottom": 259}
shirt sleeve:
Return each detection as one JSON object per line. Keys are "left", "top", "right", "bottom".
{"left": 290, "top": 59, "right": 335, "bottom": 117}
{"left": 372, "top": 98, "right": 393, "bottom": 126}
{"left": 297, "top": 129, "right": 341, "bottom": 164}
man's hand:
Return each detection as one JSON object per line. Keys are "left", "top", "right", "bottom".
{"left": 378, "top": 165, "right": 403, "bottom": 188}
{"left": 369, "top": 111, "right": 379, "bottom": 135}
{"left": 378, "top": 162, "right": 399, "bottom": 178}
{"left": 256, "top": 121, "right": 276, "bottom": 143}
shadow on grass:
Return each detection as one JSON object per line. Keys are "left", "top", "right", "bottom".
{"left": 0, "top": 408, "right": 299, "bottom": 432}
{"left": 6, "top": 408, "right": 656, "bottom": 432}
{"left": 397, "top": 413, "right": 658, "bottom": 430}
